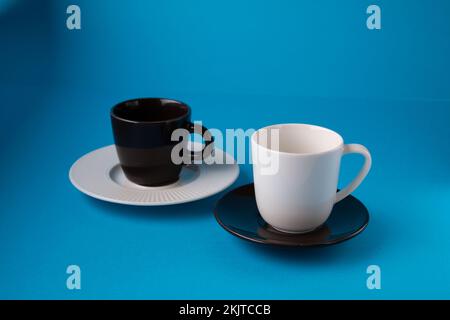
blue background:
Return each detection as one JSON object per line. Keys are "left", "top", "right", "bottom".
{"left": 0, "top": 0, "right": 449, "bottom": 299}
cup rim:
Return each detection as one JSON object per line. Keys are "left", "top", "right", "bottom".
{"left": 251, "top": 123, "right": 344, "bottom": 156}
{"left": 111, "top": 97, "right": 191, "bottom": 124}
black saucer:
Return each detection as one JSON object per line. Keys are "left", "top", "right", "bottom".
{"left": 214, "top": 184, "right": 369, "bottom": 246}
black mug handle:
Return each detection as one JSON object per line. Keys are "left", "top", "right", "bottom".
{"left": 186, "top": 122, "right": 214, "bottom": 161}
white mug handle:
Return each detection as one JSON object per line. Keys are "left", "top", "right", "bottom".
{"left": 335, "top": 144, "right": 372, "bottom": 203}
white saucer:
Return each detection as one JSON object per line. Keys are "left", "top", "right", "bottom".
{"left": 69, "top": 145, "right": 239, "bottom": 206}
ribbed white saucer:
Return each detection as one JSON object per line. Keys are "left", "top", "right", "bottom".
{"left": 69, "top": 145, "right": 239, "bottom": 206}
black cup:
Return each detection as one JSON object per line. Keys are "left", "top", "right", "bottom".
{"left": 111, "top": 98, "right": 213, "bottom": 186}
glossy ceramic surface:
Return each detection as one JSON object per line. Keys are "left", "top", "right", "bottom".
{"left": 111, "top": 98, "right": 213, "bottom": 186}
{"left": 69, "top": 144, "right": 239, "bottom": 206}
{"left": 214, "top": 184, "right": 369, "bottom": 246}
{"left": 251, "top": 123, "right": 371, "bottom": 233}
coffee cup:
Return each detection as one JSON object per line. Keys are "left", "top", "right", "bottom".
{"left": 111, "top": 98, "right": 213, "bottom": 186}
{"left": 251, "top": 123, "right": 371, "bottom": 233}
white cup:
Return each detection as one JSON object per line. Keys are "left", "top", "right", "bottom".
{"left": 251, "top": 123, "right": 372, "bottom": 234}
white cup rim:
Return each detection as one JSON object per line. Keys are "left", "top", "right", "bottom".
{"left": 251, "top": 123, "right": 344, "bottom": 156}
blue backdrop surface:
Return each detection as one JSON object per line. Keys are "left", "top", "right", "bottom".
{"left": 0, "top": 0, "right": 449, "bottom": 299}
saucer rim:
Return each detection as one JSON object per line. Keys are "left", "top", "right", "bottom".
{"left": 214, "top": 183, "right": 369, "bottom": 247}
{"left": 69, "top": 145, "right": 239, "bottom": 206}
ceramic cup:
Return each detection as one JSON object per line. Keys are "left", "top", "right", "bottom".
{"left": 251, "top": 123, "right": 371, "bottom": 233}
{"left": 111, "top": 98, "right": 213, "bottom": 186}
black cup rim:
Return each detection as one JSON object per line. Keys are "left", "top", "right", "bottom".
{"left": 111, "top": 98, "right": 191, "bottom": 124}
